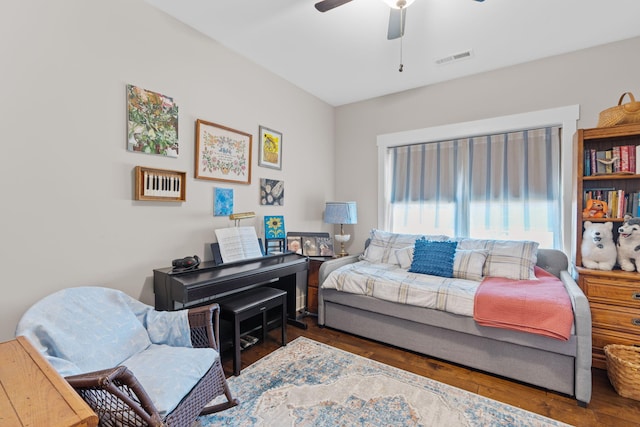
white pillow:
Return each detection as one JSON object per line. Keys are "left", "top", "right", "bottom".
{"left": 457, "top": 238, "right": 539, "bottom": 280}
{"left": 362, "top": 229, "right": 448, "bottom": 264}
{"left": 394, "top": 246, "right": 414, "bottom": 269}
{"left": 452, "top": 249, "right": 489, "bottom": 281}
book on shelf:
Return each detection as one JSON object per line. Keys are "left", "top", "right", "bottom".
{"left": 583, "top": 188, "right": 640, "bottom": 218}
{"left": 589, "top": 149, "right": 595, "bottom": 175}
{"left": 584, "top": 150, "right": 591, "bottom": 176}
{"left": 620, "top": 146, "right": 629, "bottom": 172}
{"left": 584, "top": 145, "right": 640, "bottom": 176}
{"left": 612, "top": 146, "right": 621, "bottom": 173}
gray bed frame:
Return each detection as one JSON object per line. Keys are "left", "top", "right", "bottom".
{"left": 317, "top": 248, "right": 592, "bottom": 406}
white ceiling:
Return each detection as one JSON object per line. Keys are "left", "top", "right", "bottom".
{"left": 146, "top": 0, "right": 640, "bottom": 106}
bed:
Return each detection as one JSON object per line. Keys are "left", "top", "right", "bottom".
{"left": 317, "top": 230, "right": 592, "bottom": 406}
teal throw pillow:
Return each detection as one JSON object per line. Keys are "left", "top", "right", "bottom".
{"left": 409, "top": 238, "right": 458, "bottom": 278}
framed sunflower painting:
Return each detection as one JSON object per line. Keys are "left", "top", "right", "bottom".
{"left": 264, "top": 215, "right": 285, "bottom": 254}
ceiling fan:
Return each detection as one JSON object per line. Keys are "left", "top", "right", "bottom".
{"left": 314, "top": 0, "right": 485, "bottom": 40}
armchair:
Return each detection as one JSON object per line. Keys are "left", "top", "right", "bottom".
{"left": 15, "top": 286, "right": 238, "bottom": 427}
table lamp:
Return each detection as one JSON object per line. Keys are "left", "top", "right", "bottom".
{"left": 324, "top": 201, "right": 358, "bottom": 257}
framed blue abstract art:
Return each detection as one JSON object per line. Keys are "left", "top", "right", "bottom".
{"left": 214, "top": 188, "right": 234, "bottom": 216}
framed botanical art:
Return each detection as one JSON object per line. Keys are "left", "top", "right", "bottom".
{"left": 258, "top": 125, "right": 282, "bottom": 170}
{"left": 195, "top": 119, "right": 252, "bottom": 184}
{"left": 127, "top": 84, "right": 179, "bottom": 157}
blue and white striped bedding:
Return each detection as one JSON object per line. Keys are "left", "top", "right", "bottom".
{"left": 321, "top": 260, "right": 479, "bottom": 317}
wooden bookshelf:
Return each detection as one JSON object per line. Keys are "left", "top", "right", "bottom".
{"left": 574, "top": 123, "right": 640, "bottom": 369}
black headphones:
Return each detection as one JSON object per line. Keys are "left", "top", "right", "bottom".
{"left": 171, "top": 255, "right": 201, "bottom": 272}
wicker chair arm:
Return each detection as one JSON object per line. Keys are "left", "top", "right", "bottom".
{"left": 65, "top": 366, "right": 123, "bottom": 388}
{"left": 188, "top": 303, "right": 221, "bottom": 351}
{"left": 66, "top": 366, "right": 164, "bottom": 426}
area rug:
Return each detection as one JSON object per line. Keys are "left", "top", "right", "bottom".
{"left": 199, "top": 337, "right": 571, "bottom": 427}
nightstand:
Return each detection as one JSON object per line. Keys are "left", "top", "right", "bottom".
{"left": 307, "top": 257, "right": 329, "bottom": 315}
{"left": 0, "top": 336, "right": 98, "bottom": 427}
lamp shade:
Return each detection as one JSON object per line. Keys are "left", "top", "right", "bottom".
{"left": 324, "top": 202, "right": 358, "bottom": 225}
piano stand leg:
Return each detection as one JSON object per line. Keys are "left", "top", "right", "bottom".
{"left": 287, "top": 316, "right": 308, "bottom": 330}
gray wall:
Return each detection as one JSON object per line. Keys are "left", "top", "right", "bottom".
{"left": 334, "top": 36, "right": 640, "bottom": 255}
{"left": 0, "top": 0, "right": 334, "bottom": 341}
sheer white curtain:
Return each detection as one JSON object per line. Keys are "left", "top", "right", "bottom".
{"left": 388, "top": 127, "right": 561, "bottom": 248}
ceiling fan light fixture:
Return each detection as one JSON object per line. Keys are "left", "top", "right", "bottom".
{"left": 381, "top": 0, "right": 416, "bottom": 9}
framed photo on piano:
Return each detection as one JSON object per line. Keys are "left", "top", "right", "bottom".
{"left": 286, "top": 232, "right": 333, "bottom": 257}
{"left": 195, "top": 119, "right": 252, "bottom": 184}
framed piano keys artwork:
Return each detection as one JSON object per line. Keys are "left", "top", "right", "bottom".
{"left": 134, "top": 166, "right": 186, "bottom": 202}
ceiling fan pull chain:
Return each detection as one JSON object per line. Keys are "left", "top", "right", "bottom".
{"left": 399, "top": 5, "right": 404, "bottom": 72}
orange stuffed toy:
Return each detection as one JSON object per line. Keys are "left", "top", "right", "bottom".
{"left": 582, "top": 199, "right": 608, "bottom": 218}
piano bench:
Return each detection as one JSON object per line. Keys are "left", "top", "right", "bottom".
{"left": 217, "top": 287, "right": 287, "bottom": 376}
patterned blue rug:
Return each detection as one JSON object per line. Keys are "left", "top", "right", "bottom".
{"left": 199, "top": 337, "right": 572, "bottom": 427}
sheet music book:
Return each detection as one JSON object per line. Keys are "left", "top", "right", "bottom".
{"left": 214, "top": 226, "right": 264, "bottom": 263}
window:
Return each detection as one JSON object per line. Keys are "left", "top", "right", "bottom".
{"left": 387, "top": 127, "right": 560, "bottom": 248}
{"left": 377, "top": 106, "right": 579, "bottom": 252}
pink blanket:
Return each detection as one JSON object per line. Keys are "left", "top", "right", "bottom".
{"left": 473, "top": 267, "right": 574, "bottom": 340}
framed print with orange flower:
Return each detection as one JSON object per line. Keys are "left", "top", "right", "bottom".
{"left": 258, "top": 125, "right": 282, "bottom": 170}
{"left": 195, "top": 119, "right": 252, "bottom": 184}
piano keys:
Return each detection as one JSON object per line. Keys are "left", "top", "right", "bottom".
{"left": 134, "top": 166, "right": 186, "bottom": 202}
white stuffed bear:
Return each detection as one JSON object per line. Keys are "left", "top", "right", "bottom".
{"left": 581, "top": 221, "right": 616, "bottom": 270}
{"left": 616, "top": 216, "right": 640, "bottom": 271}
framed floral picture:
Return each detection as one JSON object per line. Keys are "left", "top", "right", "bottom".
{"left": 258, "top": 125, "right": 282, "bottom": 170}
{"left": 195, "top": 119, "right": 252, "bottom": 184}
{"left": 127, "top": 84, "right": 179, "bottom": 157}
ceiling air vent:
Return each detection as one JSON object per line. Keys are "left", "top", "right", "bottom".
{"left": 435, "top": 49, "right": 473, "bottom": 65}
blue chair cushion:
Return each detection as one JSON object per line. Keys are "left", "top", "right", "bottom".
{"left": 122, "top": 344, "right": 218, "bottom": 416}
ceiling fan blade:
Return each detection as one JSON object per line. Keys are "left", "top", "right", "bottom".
{"left": 387, "top": 8, "right": 406, "bottom": 40}
{"left": 315, "top": 0, "right": 353, "bottom": 12}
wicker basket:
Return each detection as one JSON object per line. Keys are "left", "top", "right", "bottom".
{"left": 604, "top": 344, "right": 640, "bottom": 400}
{"left": 597, "top": 92, "right": 640, "bottom": 127}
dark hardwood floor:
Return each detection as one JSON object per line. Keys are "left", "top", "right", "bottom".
{"left": 220, "top": 317, "right": 640, "bottom": 427}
